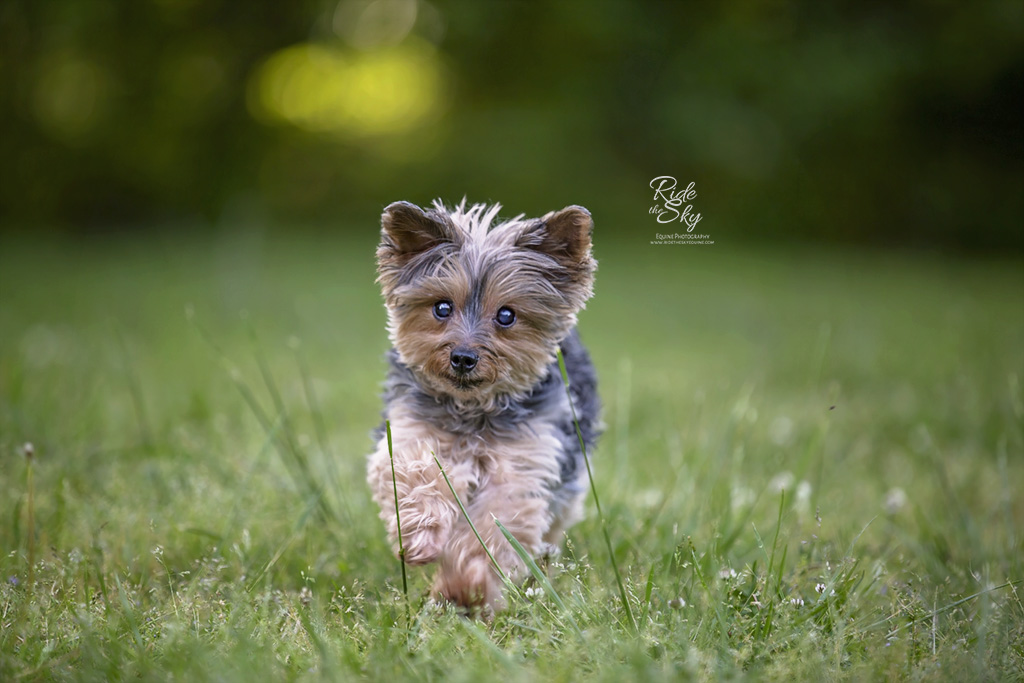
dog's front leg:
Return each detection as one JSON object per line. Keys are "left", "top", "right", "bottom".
{"left": 367, "top": 419, "right": 476, "bottom": 566}
{"left": 432, "top": 432, "right": 562, "bottom": 610}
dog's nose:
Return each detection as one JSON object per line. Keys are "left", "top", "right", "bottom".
{"left": 450, "top": 348, "right": 479, "bottom": 374}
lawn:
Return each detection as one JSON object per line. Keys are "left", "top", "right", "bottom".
{"left": 1, "top": 231, "right": 1022, "bottom": 681}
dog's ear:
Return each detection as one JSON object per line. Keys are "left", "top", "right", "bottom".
{"left": 516, "top": 205, "right": 595, "bottom": 274}
{"left": 379, "top": 201, "right": 455, "bottom": 259}
{"left": 377, "top": 201, "right": 458, "bottom": 296}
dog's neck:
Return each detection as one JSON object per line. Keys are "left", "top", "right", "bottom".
{"left": 384, "top": 350, "right": 564, "bottom": 437}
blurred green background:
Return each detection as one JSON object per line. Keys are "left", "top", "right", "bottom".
{"left": 1, "top": 0, "right": 1021, "bottom": 249}
{"left": 1, "top": 5, "right": 1023, "bottom": 678}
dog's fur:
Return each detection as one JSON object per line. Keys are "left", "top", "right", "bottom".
{"left": 366, "top": 200, "right": 600, "bottom": 610}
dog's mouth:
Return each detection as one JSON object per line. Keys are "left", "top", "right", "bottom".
{"left": 445, "top": 374, "right": 485, "bottom": 391}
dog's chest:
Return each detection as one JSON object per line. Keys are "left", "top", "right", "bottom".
{"left": 440, "top": 421, "right": 564, "bottom": 489}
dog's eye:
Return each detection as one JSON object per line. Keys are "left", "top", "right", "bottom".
{"left": 433, "top": 301, "right": 453, "bottom": 319}
{"left": 495, "top": 306, "right": 516, "bottom": 327}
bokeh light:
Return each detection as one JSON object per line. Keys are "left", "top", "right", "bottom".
{"left": 248, "top": 38, "right": 444, "bottom": 139}
{"left": 32, "top": 53, "right": 111, "bottom": 144}
{"left": 2, "top": 1, "right": 1019, "bottom": 246}
{"left": 333, "top": 0, "right": 420, "bottom": 50}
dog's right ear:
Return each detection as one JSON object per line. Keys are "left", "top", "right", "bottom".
{"left": 377, "top": 201, "right": 458, "bottom": 296}
{"left": 379, "top": 201, "right": 455, "bottom": 259}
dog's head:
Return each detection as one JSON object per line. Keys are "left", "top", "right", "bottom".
{"left": 376, "top": 200, "right": 596, "bottom": 405}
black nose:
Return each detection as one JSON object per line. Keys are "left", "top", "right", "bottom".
{"left": 450, "top": 348, "right": 479, "bottom": 374}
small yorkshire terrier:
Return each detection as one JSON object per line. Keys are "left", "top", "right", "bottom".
{"left": 367, "top": 199, "right": 600, "bottom": 611}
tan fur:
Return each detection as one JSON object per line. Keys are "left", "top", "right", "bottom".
{"left": 368, "top": 406, "right": 575, "bottom": 608}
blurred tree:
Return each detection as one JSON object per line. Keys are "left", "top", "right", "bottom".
{"left": 0, "top": 0, "right": 1020, "bottom": 250}
{"left": 0, "top": 0, "right": 317, "bottom": 226}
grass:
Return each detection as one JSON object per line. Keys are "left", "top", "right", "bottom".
{"left": 1, "top": 230, "right": 1022, "bottom": 681}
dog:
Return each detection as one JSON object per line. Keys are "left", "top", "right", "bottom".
{"left": 367, "top": 199, "right": 600, "bottom": 611}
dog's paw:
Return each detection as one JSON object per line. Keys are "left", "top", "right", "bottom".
{"left": 432, "top": 554, "right": 503, "bottom": 611}
{"left": 400, "top": 524, "right": 448, "bottom": 565}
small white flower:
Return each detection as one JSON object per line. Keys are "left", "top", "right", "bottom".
{"left": 789, "top": 597, "right": 804, "bottom": 606}
{"left": 815, "top": 582, "right": 826, "bottom": 594}
{"left": 524, "top": 586, "right": 543, "bottom": 599}
{"left": 636, "top": 489, "right": 661, "bottom": 507}
{"left": 769, "top": 471, "right": 795, "bottom": 493}
{"left": 795, "top": 481, "right": 812, "bottom": 512}
{"left": 731, "top": 485, "right": 755, "bottom": 511}
{"left": 668, "top": 597, "right": 686, "bottom": 609}
{"left": 731, "top": 394, "right": 751, "bottom": 421}
{"left": 151, "top": 545, "right": 164, "bottom": 558}
{"left": 719, "top": 567, "right": 738, "bottom": 580}
{"left": 299, "top": 586, "right": 312, "bottom": 607}
{"left": 909, "top": 425, "right": 932, "bottom": 454}
{"left": 768, "top": 417, "right": 794, "bottom": 446}
{"left": 884, "top": 487, "right": 908, "bottom": 515}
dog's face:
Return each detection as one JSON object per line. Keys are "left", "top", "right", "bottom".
{"left": 377, "top": 201, "right": 596, "bottom": 404}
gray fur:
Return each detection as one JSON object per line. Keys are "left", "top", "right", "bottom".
{"left": 375, "top": 329, "right": 600, "bottom": 502}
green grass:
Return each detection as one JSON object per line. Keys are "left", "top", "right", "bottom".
{"left": 1, "top": 232, "right": 1022, "bottom": 681}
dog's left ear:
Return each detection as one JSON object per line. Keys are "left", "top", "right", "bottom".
{"left": 517, "top": 206, "right": 595, "bottom": 275}
{"left": 377, "top": 201, "right": 460, "bottom": 295}
{"left": 380, "top": 201, "right": 456, "bottom": 258}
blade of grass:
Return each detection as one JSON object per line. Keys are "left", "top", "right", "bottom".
{"left": 24, "top": 443, "right": 35, "bottom": 594}
{"left": 431, "top": 454, "right": 574, "bottom": 632}
{"left": 690, "top": 546, "right": 730, "bottom": 645}
{"left": 385, "top": 421, "right": 408, "bottom": 601}
{"left": 431, "top": 454, "right": 510, "bottom": 589}
{"left": 766, "top": 489, "right": 785, "bottom": 588}
{"left": 557, "top": 349, "right": 637, "bottom": 632}
{"left": 639, "top": 563, "right": 656, "bottom": 630}
{"left": 751, "top": 492, "right": 787, "bottom": 641}
{"left": 863, "top": 579, "right": 1022, "bottom": 634}
{"left": 461, "top": 619, "right": 516, "bottom": 670}
{"left": 493, "top": 518, "right": 584, "bottom": 639}
{"left": 296, "top": 601, "right": 340, "bottom": 680}
{"left": 247, "top": 323, "right": 302, "bottom": 466}
{"left": 231, "top": 374, "right": 337, "bottom": 535}
{"left": 114, "top": 574, "right": 145, "bottom": 659}
{"left": 89, "top": 526, "right": 111, "bottom": 615}
{"left": 113, "top": 324, "right": 153, "bottom": 451}
{"left": 188, "top": 312, "right": 337, "bottom": 528}
{"left": 245, "top": 492, "right": 321, "bottom": 593}
{"left": 292, "top": 340, "right": 348, "bottom": 520}
{"left": 247, "top": 324, "right": 338, "bottom": 525}
{"left": 219, "top": 417, "right": 282, "bottom": 542}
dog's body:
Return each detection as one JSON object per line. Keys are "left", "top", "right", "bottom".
{"left": 366, "top": 200, "right": 599, "bottom": 610}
